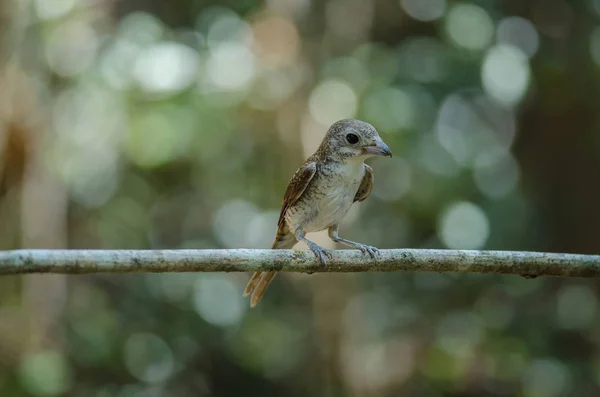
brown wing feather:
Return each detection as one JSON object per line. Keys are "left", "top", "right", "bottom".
{"left": 277, "top": 161, "right": 317, "bottom": 232}
{"left": 354, "top": 164, "right": 373, "bottom": 202}
{"left": 243, "top": 162, "right": 316, "bottom": 306}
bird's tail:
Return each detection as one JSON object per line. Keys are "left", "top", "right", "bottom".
{"left": 243, "top": 232, "right": 296, "bottom": 307}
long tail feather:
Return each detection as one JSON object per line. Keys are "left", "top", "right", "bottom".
{"left": 250, "top": 272, "right": 276, "bottom": 307}
{"left": 243, "top": 232, "right": 296, "bottom": 307}
{"left": 243, "top": 272, "right": 261, "bottom": 296}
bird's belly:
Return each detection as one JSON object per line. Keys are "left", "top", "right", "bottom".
{"left": 298, "top": 185, "right": 357, "bottom": 233}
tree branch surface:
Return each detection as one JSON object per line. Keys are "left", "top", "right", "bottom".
{"left": 0, "top": 249, "right": 599, "bottom": 278}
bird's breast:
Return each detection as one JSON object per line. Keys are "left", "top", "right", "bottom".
{"left": 287, "top": 162, "right": 365, "bottom": 233}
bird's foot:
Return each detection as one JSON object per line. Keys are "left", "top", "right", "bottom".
{"left": 353, "top": 243, "right": 379, "bottom": 259}
{"left": 307, "top": 242, "right": 333, "bottom": 266}
{"left": 331, "top": 236, "right": 380, "bottom": 259}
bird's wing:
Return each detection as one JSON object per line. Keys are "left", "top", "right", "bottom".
{"left": 245, "top": 164, "right": 314, "bottom": 306}
{"left": 354, "top": 164, "right": 374, "bottom": 203}
{"left": 277, "top": 161, "right": 317, "bottom": 232}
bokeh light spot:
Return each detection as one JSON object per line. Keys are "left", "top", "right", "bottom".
{"left": 249, "top": 66, "right": 306, "bottom": 110}
{"left": 205, "top": 43, "right": 256, "bottom": 91}
{"left": 417, "top": 133, "right": 461, "bottom": 177}
{"left": 438, "top": 201, "right": 489, "bottom": 249}
{"left": 119, "top": 12, "right": 165, "bottom": 45}
{"left": 252, "top": 15, "right": 300, "bottom": 67}
{"left": 589, "top": 26, "right": 600, "bottom": 67}
{"left": 436, "top": 92, "right": 516, "bottom": 167}
{"left": 594, "top": 0, "right": 600, "bottom": 17}
{"left": 205, "top": 10, "right": 253, "bottom": 49}
{"left": 45, "top": 21, "right": 98, "bottom": 77}
{"left": 523, "top": 359, "right": 571, "bottom": 397}
{"left": 400, "top": 0, "right": 446, "bottom": 22}
{"left": 497, "top": 17, "right": 540, "bottom": 58}
{"left": 482, "top": 45, "right": 531, "bottom": 106}
{"left": 34, "top": 0, "right": 75, "bottom": 20}
{"left": 246, "top": 210, "right": 280, "bottom": 248}
{"left": 134, "top": 42, "right": 200, "bottom": 95}
{"left": 556, "top": 285, "right": 597, "bottom": 330}
{"left": 100, "top": 39, "right": 143, "bottom": 90}
{"left": 124, "top": 333, "right": 175, "bottom": 383}
{"left": 363, "top": 87, "right": 416, "bottom": 133}
{"left": 445, "top": 4, "right": 494, "bottom": 51}
{"left": 213, "top": 199, "right": 260, "bottom": 248}
{"left": 473, "top": 153, "right": 520, "bottom": 199}
{"left": 51, "top": 86, "right": 125, "bottom": 207}
{"left": 61, "top": 146, "right": 119, "bottom": 208}
{"left": 309, "top": 80, "right": 358, "bottom": 126}
{"left": 125, "top": 112, "right": 181, "bottom": 168}
{"left": 19, "top": 351, "right": 72, "bottom": 397}
{"left": 398, "top": 37, "right": 450, "bottom": 83}
{"left": 193, "top": 275, "right": 246, "bottom": 327}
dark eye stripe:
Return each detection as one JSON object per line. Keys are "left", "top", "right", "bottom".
{"left": 346, "top": 133, "right": 359, "bottom": 144}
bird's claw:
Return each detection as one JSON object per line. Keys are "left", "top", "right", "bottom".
{"left": 356, "top": 244, "right": 379, "bottom": 259}
{"left": 309, "top": 244, "right": 333, "bottom": 266}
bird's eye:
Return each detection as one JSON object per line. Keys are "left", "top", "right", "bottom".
{"left": 346, "top": 133, "right": 359, "bottom": 144}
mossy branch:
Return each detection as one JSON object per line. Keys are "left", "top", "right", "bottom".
{"left": 0, "top": 249, "right": 599, "bottom": 278}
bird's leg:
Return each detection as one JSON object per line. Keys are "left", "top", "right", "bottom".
{"left": 294, "top": 229, "right": 333, "bottom": 266}
{"left": 328, "top": 225, "right": 379, "bottom": 259}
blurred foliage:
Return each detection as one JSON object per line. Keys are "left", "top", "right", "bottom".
{"left": 1, "top": 0, "right": 600, "bottom": 396}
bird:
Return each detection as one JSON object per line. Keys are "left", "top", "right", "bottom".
{"left": 243, "top": 119, "right": 392, "bottom": 307}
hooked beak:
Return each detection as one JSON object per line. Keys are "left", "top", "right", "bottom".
{"left": 364, "top": 138, "right": 392, "bottom": 157}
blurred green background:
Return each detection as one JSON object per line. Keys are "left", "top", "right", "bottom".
{"left": 1, "top": 0, "right": 600, "bottom": 396}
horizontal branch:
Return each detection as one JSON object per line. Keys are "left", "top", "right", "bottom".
{"left": 0, "top": 249, "right": 599, "bottom": 278}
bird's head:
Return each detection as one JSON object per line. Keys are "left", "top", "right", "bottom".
{"left": 318, "top": 119, "right": 392, "bottom": 162}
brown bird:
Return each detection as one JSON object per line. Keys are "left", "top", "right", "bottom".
{"left": 243, "top": 119, "right": 392, "bottom": 307}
